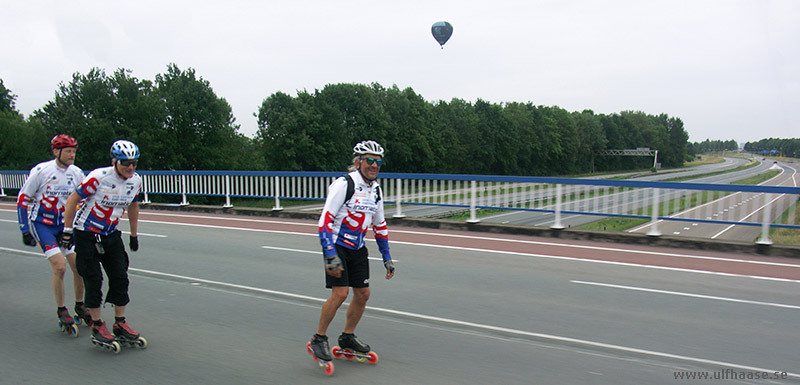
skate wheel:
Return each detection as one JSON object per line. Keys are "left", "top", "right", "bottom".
{"left": 367, "top": 351, "right": 379, "bottom": 364}
{"left": 74, "top": 314, "right": 82, "bottom": 325}
{"left": 331, "top": 346, "right": 343, "bottom": 359}
{"left": 306, "top": 342, "right": 314, "bottom": 356}
{"left": 70, "top": 324, "right": 79, "bottom": 337}
{"left": 344, "top": 349, "right": 355, "bottom": 361}
{"left": 355, "top": 355, "right": 367, "bottom": 363}
{"left": 111, "top": 341, "right": 121, "bottom": 354}
{"left": 137, "top": 337, "right": 148, "bottom": 349}
{"left": 323, "top": 361, "right": 334, "bottom": 376}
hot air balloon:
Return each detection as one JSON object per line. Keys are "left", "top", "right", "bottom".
{"left": 431, "top": 21, "right": 453, "bottom": 49}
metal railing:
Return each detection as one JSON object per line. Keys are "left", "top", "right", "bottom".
{"left": 2, "top": 170, "right": 798, "bottom": 244}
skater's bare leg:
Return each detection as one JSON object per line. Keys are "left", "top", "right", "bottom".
{"left": 64, "top": 251, "right": 84, "bottom": 302}
{"left": 114, "top": 305, "right": 126, "bottom": 319}
{"left": 48, "top": 253, "right": 67, "bottom": 308}
{"left": 343, "top": 287, "right": 369, "bottom": 334}
{"left": 89, "top": 307, "right": 102, "bottom": 322}
{"left": 317, "top": 286, "right": 348, "bottom": 336}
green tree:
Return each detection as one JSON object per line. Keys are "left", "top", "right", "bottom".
{"left": 0, "top": 80, "right": 49, "bottom": 169}
{"left": 381, "top": 85, "right": 435, "bottom": 173}
{"left": 155, "top": 64, "right": 250, "bottom": 170}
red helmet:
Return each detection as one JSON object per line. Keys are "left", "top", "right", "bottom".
{"left": 51, "top": 134, "right": 78, "bottom": 150}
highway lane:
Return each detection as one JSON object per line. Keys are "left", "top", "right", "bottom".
{"left": 630, "top": 161, "right": 800, "bottom": 242}
{"left": 1, "top": 206, "right": 798, "bottom": 384}
{"left": 471, "top": 158, "right": 788, "bottom": 230}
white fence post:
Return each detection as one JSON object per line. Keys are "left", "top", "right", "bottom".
{"left": 180, "top": 175, "right": 189, "bottom": 206}
{"left": 551, "top": 184, "right": 565, "bottom": 230}
{"left": 272, "top": 175, "right": 283, "bottom": 211}
{"left": 393, "top": 178, "right": 406, "bottom": 218}
{"left": 223, "top": 175, "right": 233, "bottom": 208}
{"left": 142, "top": 175, "right": 151, "bottom": 204}
{"left": 467, "top": 180, "right": 479, "bottom": 223}
{"left": 646, "top": 188, "right": 661, "bottom": 236}
{"left": 756, "top": 193, "right": 773, "bottom": 245}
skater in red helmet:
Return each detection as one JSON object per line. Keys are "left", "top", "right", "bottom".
{"left": 16, "top": 135, "right": 85, "bottom": 336}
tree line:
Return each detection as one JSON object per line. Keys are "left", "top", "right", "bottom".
{"left": 687, "top": 139, "right": 739, "bottom": 155}
{"left": 2, "top": 64, "right": 779, "bottom": 176}
{"left": 744, "top": 138, "right": 800, "bottom": 158}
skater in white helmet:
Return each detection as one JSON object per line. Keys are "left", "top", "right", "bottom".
{"left": 61, "top": 140, "right": 146, "bottom": 351}
{"left": 309, "top": 140, "right": 395, "bottom": 364}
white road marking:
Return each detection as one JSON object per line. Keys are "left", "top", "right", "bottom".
{"left": 3, "top": 207, "right": 798, "bottom": 280}
{"left": 126, "top": 266, "right": 799, "bottom": 381}
{"left": 571, "top": 280, "right": 800, "bottom": 310}
{"left": 260, "top": 245, "right": 394, "bottom": 262}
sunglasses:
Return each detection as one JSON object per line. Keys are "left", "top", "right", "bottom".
{"left": 361, "top": 157, "right": 383, "bottom": 166}
{"left": 119, "top": 159, "right": 138, "bottom": 167}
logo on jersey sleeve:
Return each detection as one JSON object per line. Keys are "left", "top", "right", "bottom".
{"left": 79, "top": 177, "right": 100, "bottom": 196}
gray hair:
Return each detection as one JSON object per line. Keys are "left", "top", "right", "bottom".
{"left": 347, "top": 156, "right": 359, "bottom": 172}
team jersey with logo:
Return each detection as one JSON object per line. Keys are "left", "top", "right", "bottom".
{"left": 73, "top": 166, "right": 142, "bottom": 235}
{"left": 318, "top": 171, "right": 391, "bottom": 262}
{"left": 17, "top": 159, "right": 84, "bottom": 233}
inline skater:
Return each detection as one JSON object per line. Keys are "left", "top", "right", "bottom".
{"left": 309, "top": 140, "right": 395, "bottom": 364}
{"left": 17, "top": 134, "right": 86, "bottom": 334}
{"left": 61, "top": 140, "right": 144, "bottom": 348}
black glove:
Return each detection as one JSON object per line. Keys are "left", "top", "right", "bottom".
{"left": 22, "top": 232, "right": 37, "bottom": 247}
{"left": 58, "top": 230, "right": 74, "bottom": 249}
{"left": 129, "top": 235, "right": 139, "bottom": 252}
{"left": 325, "top": 255, "right": 342, "bottom": 271}
{"left": 384, "top": 260, "right": 395, "bottom": 274}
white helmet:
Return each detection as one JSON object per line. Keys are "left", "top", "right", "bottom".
{"left": 353, "top": 140, "right": 384, "bottom": 157}
{"left": 110, "top": 140, "right": 140, "bottom": 160}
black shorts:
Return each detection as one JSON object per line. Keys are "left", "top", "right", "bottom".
{"left": 325, "top": 244, "right": 370, "bottom": 289}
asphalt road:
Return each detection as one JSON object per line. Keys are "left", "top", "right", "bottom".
{"left": 1, "top": 205, "right": 798, "bottom": 384}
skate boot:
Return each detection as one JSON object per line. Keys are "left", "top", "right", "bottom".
{"left": 91, "top": 320, "right": 121, "bottom": 353}
{"left": 57, "top": 307, "right": 78, "bottom": 337}
{"left": 331, "top": 333, "right": 379, "bottom": 364}
{"left": 306, "top": 334, "right": 335, "bottom": 376}
{"left": 74, "top": 303, "right": 92, "bottom": 326}
{"left": 113, "top": 318, "right": 148, "bottom": 349}
{"left": 338, "top": 333, "right": 370, "bottom": 352}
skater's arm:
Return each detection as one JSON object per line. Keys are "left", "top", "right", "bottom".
{"left": 318, "top": 177, "right": 348, "bottom": 258}
{"left": 127, "top": 201, "right": 139, "bottom": 251}
{"left": 127, "top": 201, "right": 139, "bottom": 238}
{"left": 16, "top": 167, "right": 39, "bottom": 234}
{"left": 373, "top": 198, "right": 393, "bottom": 280}
{"left": 62, "top": 191, "right": 81, "bottom": 232}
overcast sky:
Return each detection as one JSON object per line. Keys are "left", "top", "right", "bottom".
{"left": 2, "top": 0, "right": 798, "bottom": 144}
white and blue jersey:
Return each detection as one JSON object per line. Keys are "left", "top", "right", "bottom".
{"left": 17, "top": 159, "right": 84, "bottom": 233}
{"left": 318, "top": 171, "right": 391, "bottom": 262}
{"left": 72, "top": 166, "right": 142, "bottom": 235}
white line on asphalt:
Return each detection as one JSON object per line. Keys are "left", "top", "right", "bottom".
{"left": 134, "top": 218, "right": 800, "bottom": 282}
{"left": 711, "top": 193, "right": 786, "bottom": 239}
{"left": 260, "top": 245, "right": 392, "bottom": 262}
{"left": 0, "top": 246, "right": 42, "bottom": 256}
{"left": 1, "top": 218, "right": 167, "bottom": 238}
{"left": 127, "top": 266, "right": 799, "bottom": 380}
{"left": 571, "top": 280, "right": 800, "bottom": 310}
{"left": 3, "top": 208, "right": 798, "bottom": 270}
{"left": 150, "top": 212, "right": 795, "bottom": 268}
{"left": 262, "top": 245, "right": 317, "bottom": 254}
{"left": 1, "top": 241, "right": 796, "bottom": 378}
{"left": 386, "top": 240, "right": 800, "bottom": 283}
